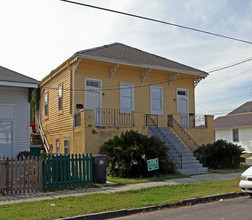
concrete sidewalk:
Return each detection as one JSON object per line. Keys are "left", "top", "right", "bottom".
{"left": 0, "top": 172, "right": 242, "bottom": 205}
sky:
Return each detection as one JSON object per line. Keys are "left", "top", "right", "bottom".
{"left": 1, "top": 0, "right": 252, "bottom": 118}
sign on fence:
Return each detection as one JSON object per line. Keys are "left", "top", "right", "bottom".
{"left": 147, "top": 158, "right": 159, "bottom": 171}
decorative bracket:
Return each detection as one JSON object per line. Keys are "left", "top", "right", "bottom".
{"left": 194, "top": 78, "right": 203, "bottom": 87}
{"left": 110, "top": 64, "right": 119, "bottom": 80}
{"left": 142, "top": 68, "right": 151, "bottom": 83}
{"left": 169, "top": 73, "right": 179, "bottom": 86}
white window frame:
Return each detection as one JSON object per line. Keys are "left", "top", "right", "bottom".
{"left": 64, "top": 137, "right": 70, "bottom": 154}
{"left": 120, "top": 82, "right": 134, "bottom": 113}
{"left": 58, "top": 85, "right": 63, "bottom": 110}
{"left": 55, "top": 138, "right": 60, "bottom": 154}
{"left": 44, "top": 92, "right": 48, "bottom": 116}
{"left": 150, "top": 86, "right": 163, "bottom": 115}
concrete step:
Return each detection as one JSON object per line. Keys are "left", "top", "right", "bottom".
{"left": 148, "top": 126, "right": 208, "bottom": 175}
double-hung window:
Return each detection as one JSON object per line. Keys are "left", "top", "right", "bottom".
{"left": 58, "top": 85, "right": 63, "bottom": 110}
{"left": 64, "top": 137, "right": 70, "bottom": 154}
{"left": 120, "top": 83, "right": 134, "bottom": 113}
{"left": 44, "top": 93, "right": 48, "bottom": 116}
{"left": 151, "top": 86, "right": 163, "bottom": 115}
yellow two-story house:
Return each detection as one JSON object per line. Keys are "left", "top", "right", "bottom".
{"left": 39, "top": 43, "right": 214, "bottom": 174}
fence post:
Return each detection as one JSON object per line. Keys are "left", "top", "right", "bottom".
{"left": 90, "top": 153, "right": 92, "bottom": 183}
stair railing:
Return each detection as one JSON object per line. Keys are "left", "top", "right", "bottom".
{"left": 38, "top": 122, "right": 50, "bottom": 154}
{"left": 146, "top": 114, "right": 182, "bottom": 169}
{"left": 168, "top": 115, "right": 199, "bottom": 153}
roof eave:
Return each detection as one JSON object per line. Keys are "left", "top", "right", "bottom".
{"left": 0, "top": 81, "right": 38, "bottom": 88}
{"left": 78, "top": 54, "right": 208, "bottom": 77}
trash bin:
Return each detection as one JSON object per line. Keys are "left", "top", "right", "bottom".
{"left": 29, "top": 145, "right": 41, "bottom": 157}
{"left": 92, "top": 154, "right": 107, "bottom": 184}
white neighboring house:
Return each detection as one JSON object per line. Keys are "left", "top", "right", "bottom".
{"left": 214, "top": 101, "right": 252, "bottom": 153}
{"left": 0, "top": 66, "right": 38, "bottom": 158}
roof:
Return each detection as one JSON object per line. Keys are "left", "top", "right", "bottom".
{"left": 0, "top": 66, "right": 38, "bottom": 88}
{"left": 76, "top": 43, "right": 208, "bottom": 76}
{"left": 228, "top": 101, "right": 252, "bottom": 115}
{"left": 214, "top": 101, "right": 252, "bottom": 129}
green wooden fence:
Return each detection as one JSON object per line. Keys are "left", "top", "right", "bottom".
{"left": 42, "top": 153, "right": 92, "bottom": 189}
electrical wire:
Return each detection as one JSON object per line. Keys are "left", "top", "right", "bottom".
{"left": 207, "top": 58, "right": 252, "bottom": 73}
{"left": 60, "top": 0, "right": 252, "bottom": 45}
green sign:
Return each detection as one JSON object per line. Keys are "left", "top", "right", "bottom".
{"left": 147, "top": 158, "right": 159, "bottom": 171}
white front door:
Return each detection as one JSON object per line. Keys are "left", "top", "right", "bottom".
{"left": 177, "top": 89, "right": 189, "bottom": 128}
{"left": 85, "top": 78, "right": 102, "bottom": 126}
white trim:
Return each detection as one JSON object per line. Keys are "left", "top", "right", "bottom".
{"left": 0, "top": 104, "right": 17, "bottom": 158}
{"left": 150, "top": 85, "right": 163, "bottom": 115}
{"left": 85, "top": 78, "right": 103, "bottom": 126}
{"left": 177, "top": 88, "right": 189, "bottom": 128}
{"left": 0, "top": 81, "right": 38, "bottom": 88}
{"left": 78, "top": 54, "right": 208, "bottom": 77}
{"left": 110, "top": 64, "right": 119, "bottom": 80}
{"left": 64, "top": 137, "right": 70, "bottom": 154}
{"left": 120, "top": 82, "right": 134, "bottom": 112}
{"left": 55, "top": 138, "right": 60, "bottom": 154}
{"left": 141, "top": 68, "right": 151, "bottom": 83}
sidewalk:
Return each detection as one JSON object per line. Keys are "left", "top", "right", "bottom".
{"left": 0, "top": 172, "right": 242, "bottom": 205}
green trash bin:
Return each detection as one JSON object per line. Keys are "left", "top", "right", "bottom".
{"left": 29, "top": 145, "right": 41, "bottom": 157}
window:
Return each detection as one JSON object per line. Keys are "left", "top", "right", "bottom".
{"left": 44, "top": 93, "right": 48, "bottom": 116}
{"left": 55, "top": 139, "right": 60, "bottom": 154}
{"left": 64, "top": 137, "right": 70, "bottom": 154}
{"left": 0, "top": 122, "right": 13, "bottom": 157}
{"left": 233, "top": 129, "right": 239, "bottom": 142}
{"left": 151, "top": 86, "right": 163, "bottom": 115}
{"left": 120, "top": 83, "right": 134, "bottom": 112}
{"left": 58, "top": 85, "right": 63, "bottom": 110}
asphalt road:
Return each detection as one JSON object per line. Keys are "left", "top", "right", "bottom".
{"left": 113, "top": 196, "right": 252, "bottom": 220}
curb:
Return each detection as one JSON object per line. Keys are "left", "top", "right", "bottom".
{"left": 61, "top": 192, "right": 247, "bottom": 220}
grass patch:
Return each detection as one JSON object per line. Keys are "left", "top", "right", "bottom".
{"left": 209, "top": 164, "right": 250, "bottom": 174}
{"left": 241, "top": 154, "right": 252, "bottom": 159}
{"left": 107, "top": 173, "right": 188, "bottom": 185}
{"left": 0, "top": 178, "right": 241, "bottom": 220}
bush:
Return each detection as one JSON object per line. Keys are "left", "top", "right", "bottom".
{"left": 194, "top": 139, "right": 245, "bottom": 169}
{"left": 99, "top": 130, "right": 174, "bottom": 178}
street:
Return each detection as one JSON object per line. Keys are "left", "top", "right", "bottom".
{"left": 113, "top": 196, "right": 252, "bottom": 220}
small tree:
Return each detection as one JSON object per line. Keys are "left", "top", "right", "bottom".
{"left": 194, "top": 139, "right": 245, "bottom": 169}
{"left": 99, "top": 130, "right": 174, "bottom": 178}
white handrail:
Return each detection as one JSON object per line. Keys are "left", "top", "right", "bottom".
{"left": 38, "top": 123, "right": 50, "bottom": 154}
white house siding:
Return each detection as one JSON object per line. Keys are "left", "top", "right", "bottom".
{"left": 0, "top": 86, "right": 30, "bottom": 157}
{"left": 215, "top": 127, "right": 252, "bottom": 153}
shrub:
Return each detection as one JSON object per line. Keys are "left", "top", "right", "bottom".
{"left": 194, "top": 139, "right": 245, "bottom": 169}
{"left": 99, "top": 130, "right": 174, "bottom": 178}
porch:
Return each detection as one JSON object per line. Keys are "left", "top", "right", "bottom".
{"left": 74, "top": 109, "right": 214, "bottom": 150}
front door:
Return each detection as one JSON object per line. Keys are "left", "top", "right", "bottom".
{"left": 177, "top": 89, "right": 189, "bottom": 128}
{"left": 85, "top": 78, "right": 102, "bottom": 126}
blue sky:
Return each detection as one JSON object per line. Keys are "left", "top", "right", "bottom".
{"left": 1, "top": 0, "right": 252, "bottom": 117}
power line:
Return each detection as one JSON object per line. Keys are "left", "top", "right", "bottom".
{"left": 201, "top": 68, "right": 251, "bottom": 84}
{"left": 60, "top": 0, "right": 252, "bottom": 45}
{"left": 207, "top": 58, "right": 252, "bottom": 73}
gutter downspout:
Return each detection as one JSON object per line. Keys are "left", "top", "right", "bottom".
{"left": 73, "top": 57, "right": 81, "bottom": 127}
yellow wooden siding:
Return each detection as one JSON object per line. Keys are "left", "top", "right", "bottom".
{"left": 40, "top": 68, "right": 73, "bottom": 135}
{"left": 74, "top": 61, "right": 195, "bottom": 116}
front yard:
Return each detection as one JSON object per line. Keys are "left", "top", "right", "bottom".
{"left": 0, "top": 177, "right": 243, "bottom": 220}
